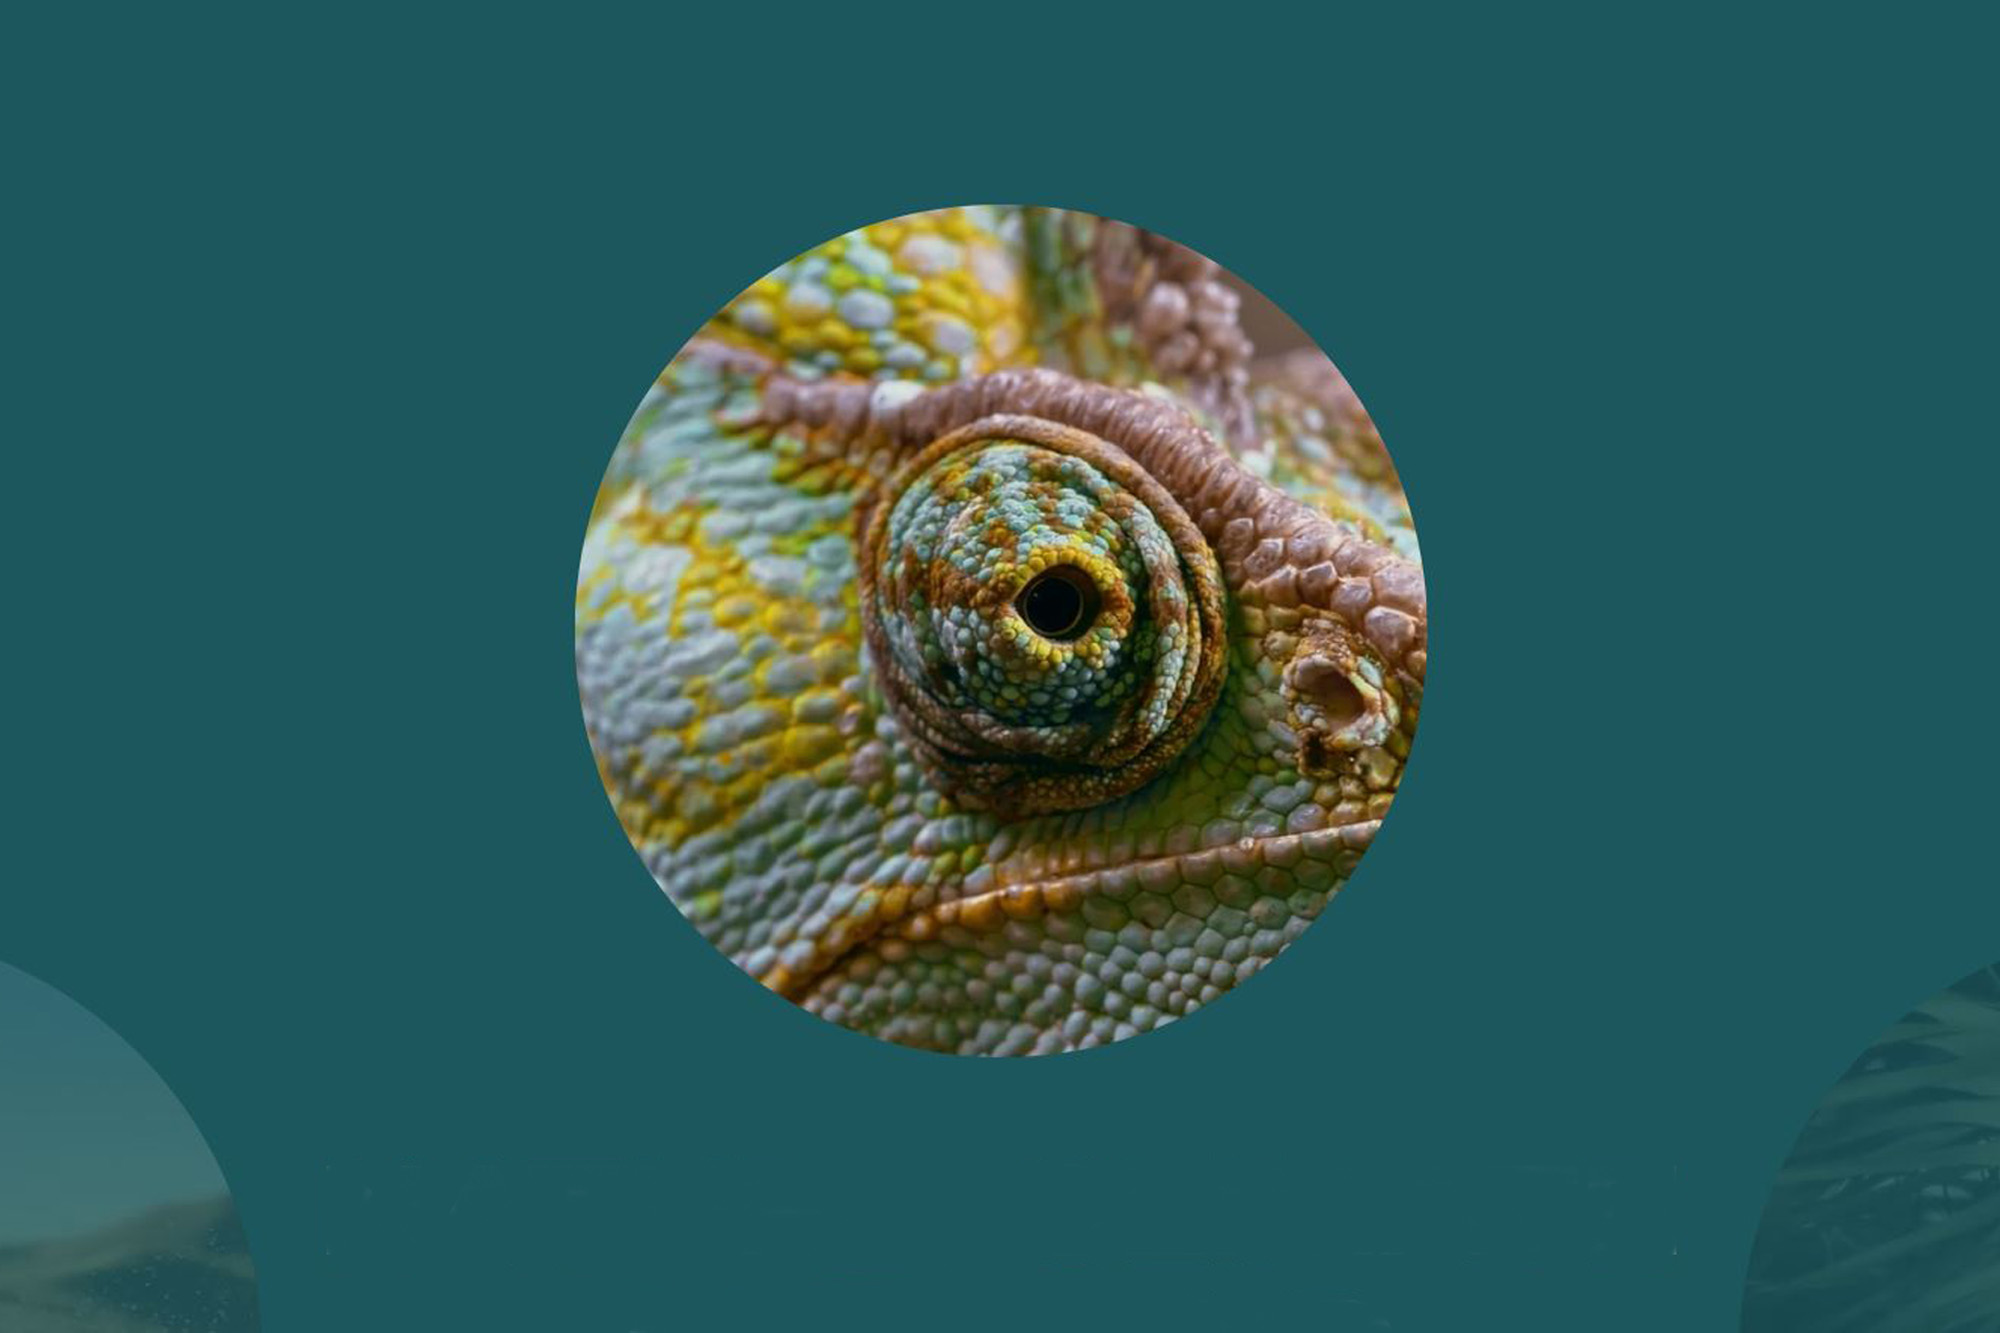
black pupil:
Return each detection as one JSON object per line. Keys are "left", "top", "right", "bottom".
{"left": 1020, "top": 568, "right": 1094, "bottom": 640}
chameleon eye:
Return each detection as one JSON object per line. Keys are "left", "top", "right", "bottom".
{"left": 1016, "top": 564, "right": 1098, "bottom": 640}
{"left": 860, "top": 413, "right": 1227, "bottom": 817}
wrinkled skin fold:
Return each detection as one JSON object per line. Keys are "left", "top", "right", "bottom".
{"left": 576, "top": 206, "right": 1424, "bottom": 1054}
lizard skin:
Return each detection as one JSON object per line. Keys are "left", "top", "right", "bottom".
{"left": 576, "top": 206, "right": 1425, "bottom": 1055}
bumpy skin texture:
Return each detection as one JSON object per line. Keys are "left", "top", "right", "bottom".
{"left": 576, "top": 206, "right": 1424, "bottom": 1055}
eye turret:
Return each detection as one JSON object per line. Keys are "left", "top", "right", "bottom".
{"left": 859, "top": 413, "right": 1227, "bottom": 817}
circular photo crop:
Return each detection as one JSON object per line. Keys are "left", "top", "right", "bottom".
{"left": 0, "top": 961, "right": 259, "bottom": 1332}
{"left": 575, "top": 206, "right": 1425, "bottom": 1055}
{"left": 1745, "top": 962, "right": 2000, "bottom": 1333}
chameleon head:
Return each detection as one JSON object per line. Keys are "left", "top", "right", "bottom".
{"left": 576, "top": 207, "right": 1424, "bottom": 1054}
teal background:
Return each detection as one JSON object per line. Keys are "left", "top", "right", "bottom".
{"left": 5, "top": 8, "right": 1990, "bottom": 1330}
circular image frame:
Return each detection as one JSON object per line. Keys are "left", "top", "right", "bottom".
{"left": 575, "top": 205, "right": 1426, "bottom": 1055}
{"left": 1745, "top": 962, "right": 2000, "bottom": 1333}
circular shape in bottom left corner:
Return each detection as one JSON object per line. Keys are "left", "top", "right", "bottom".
{"left": 0, "top": 961, "right": 259, "bottom": 1333}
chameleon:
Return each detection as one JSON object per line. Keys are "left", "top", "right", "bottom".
{"left": 575, "top": 206, "right": 1425, "bottom": 1055}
